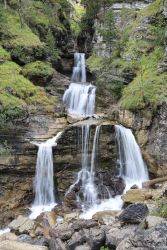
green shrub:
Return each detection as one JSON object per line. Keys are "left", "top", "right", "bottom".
{"left": 100, "top": 247, "right": 110, "bottom": 250}
{"left": 0, "top": 47, "right": 11, "bottom": 63}
{"left": 120, "top": 47, "right": 167, "bottom": 111}
{"left": 153, "top": 201, "right": 167, "bottom": 218}
{"left": 21, "top": 61, "right": 54, "bottom": 83}
{"left": 0, "top": 141, "right": 12, "bottom": 155}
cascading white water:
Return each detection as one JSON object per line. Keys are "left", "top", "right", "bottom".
{"left": 34, "top": 145, "right": 55, "bottom": 206}
{"left": 71, "top": 53, "right": 86, "bottom": 83}
{"left": 30, "top": 132, "right": 62, "bottom": 219}
{"left": 80, "top": 124, "right": 149, "bottom": 219}
{"left": 63, "top": 53, "right": 96, "bottom": 117}
{"left": 63, "top": 83, "right": 96, "bottom": 117}
{"left": 66, "top": 125, "right": 100, "bottom": 209}
{"left": 115, "top": 125, "right": 149, "bottom": 188}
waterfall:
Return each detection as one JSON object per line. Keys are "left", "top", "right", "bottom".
{"left": 115, "top": 125, "right": 149, "bottom": 188}
{"left": 80, "top": 125, "right": 149, "bottom": 219}
{"left": 34, "top": 145, "right": 55, "bottom": 205}
{"left": 66, "top": 125, "right": 101, "bottom": 209}
{"left": 71, "top": 53, "right": 86, "bottom": 83}
{"left": 30, "top": 132, "right": 62, "bottom": 219}
{"left": 63, "top": 53, "right": 96, "bottom": 117}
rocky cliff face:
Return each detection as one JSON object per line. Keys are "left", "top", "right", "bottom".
{"left": 0, "top": 116, "right": 124, "bottom": 227}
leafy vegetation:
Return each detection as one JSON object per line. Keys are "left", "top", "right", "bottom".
{"left": 120, "top": 47, "right": 167, "bottom": 111}
{"left": 0, "top": 0, "right": 67, "bottom": 126}
{"left": 153, "top": 200, "right": 167, "bottom": 218}
{"left": 0, "top": 141, "right": 12, "bottom": 155}
{"left": 70, "top": 3, "right": 85, "bottom": 37}
{"left": 100, "top": 247, "right": 110, "bottom": 250}
{"left": 0, "top": 46, "right": 11, "bottom": 62}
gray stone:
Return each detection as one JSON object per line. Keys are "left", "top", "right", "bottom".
{"left": 146, "top": 215, "right": 165, "bottom": 228}
{"left": 9, "top": 216, "right": 35, "bottom": 234}
{"left": 118, "top": 203, "right": 149, "bottom": 224}
{"left": 106, "top": 224, "right": 137, "bottom": 248}
{"left": 88, "top": 227, "right": 106, "bottom": 250}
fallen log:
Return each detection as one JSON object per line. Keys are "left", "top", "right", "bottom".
{"left": 142, "top": 176, "right": 167, "bottom": 188}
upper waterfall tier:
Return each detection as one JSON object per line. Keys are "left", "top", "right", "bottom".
{"left": 63, "top": 52, "right": 96, "bottom": 117}
{"left": 115, "top": 125, "right": 149, "bottom": 188}
{"left": 71, "top": 53, "right": 86, "bottom": 83}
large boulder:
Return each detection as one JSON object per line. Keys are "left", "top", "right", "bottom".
{"left": 9, "top": 216, "right": 35, "bottom": 234}
{"left": 118, "top": 203, "right": 149, "bottom": 224}
{"left": 122, "top": 188, "right": 152, "bottom": 203}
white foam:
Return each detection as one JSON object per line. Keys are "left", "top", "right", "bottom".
{"left": 29, "top": 203, "right": 56, "bottom": 220}
{"left": 80, "top": 195, "right": 123, "bottom": 220}
{"left": 0, "top": 228, "right": 10, "bottom": 235}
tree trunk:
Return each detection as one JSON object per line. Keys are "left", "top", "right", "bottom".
{"left": 142, "top": 176, "right": 167, "bottom": 188}
{"left": 4, "top": 0, "right": 7, "bottom": 9}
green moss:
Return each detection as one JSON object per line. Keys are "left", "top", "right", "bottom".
{"left": 120, "top": 47, "right": 167, "bottom": 111}
{"left": 140, "top": 0, "right": 164, "bottom": 16}
{"left": 1, "top": 9, "right": 45, "bottom": 64}
{"left": 2, "top": 10, "right": 43, "bottom": 47}
{"left": 0, "top": 61, "right": 37, "bottom": 100}
{"left": 21, "top": 61, "right": 54, "bottom": 83}
{"left": 0, "top": 61, "right": 55, "bottom": 123}
{"left": 0, "top": 46, "right": 11, "bottom": 62}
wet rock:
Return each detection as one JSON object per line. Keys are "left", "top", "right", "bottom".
{"left": 17, "top": 234, "right": 48, "bottom": 246}
{"left": 64, "top": 212, "right": 80, "bottom": 222}
{"left": 37, "top": 211, "right": 57, "bottom": 228}
{"left": 130, "top": 185, "right": 138, "bottom": 189}
{"left": 118, "top": 203, "right": 149, "bottom": 224}
{"left": 117, "top": 221, "right": 167, "bottom": 250}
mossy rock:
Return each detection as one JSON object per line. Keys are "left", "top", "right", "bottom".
{"left": 0, "top": 61, "right": 55, "bottom": 126}
{"left": 8, "top": 45, "right": 46, "bottom": 65}
{"left": 1, "top": 9, "right": 46, "bottom": 64}
{"left": 21, "top": 61, "right": 55, "bottom": 85}
{"left": 0, "top": 47, "right": 11, "bottom": 63}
